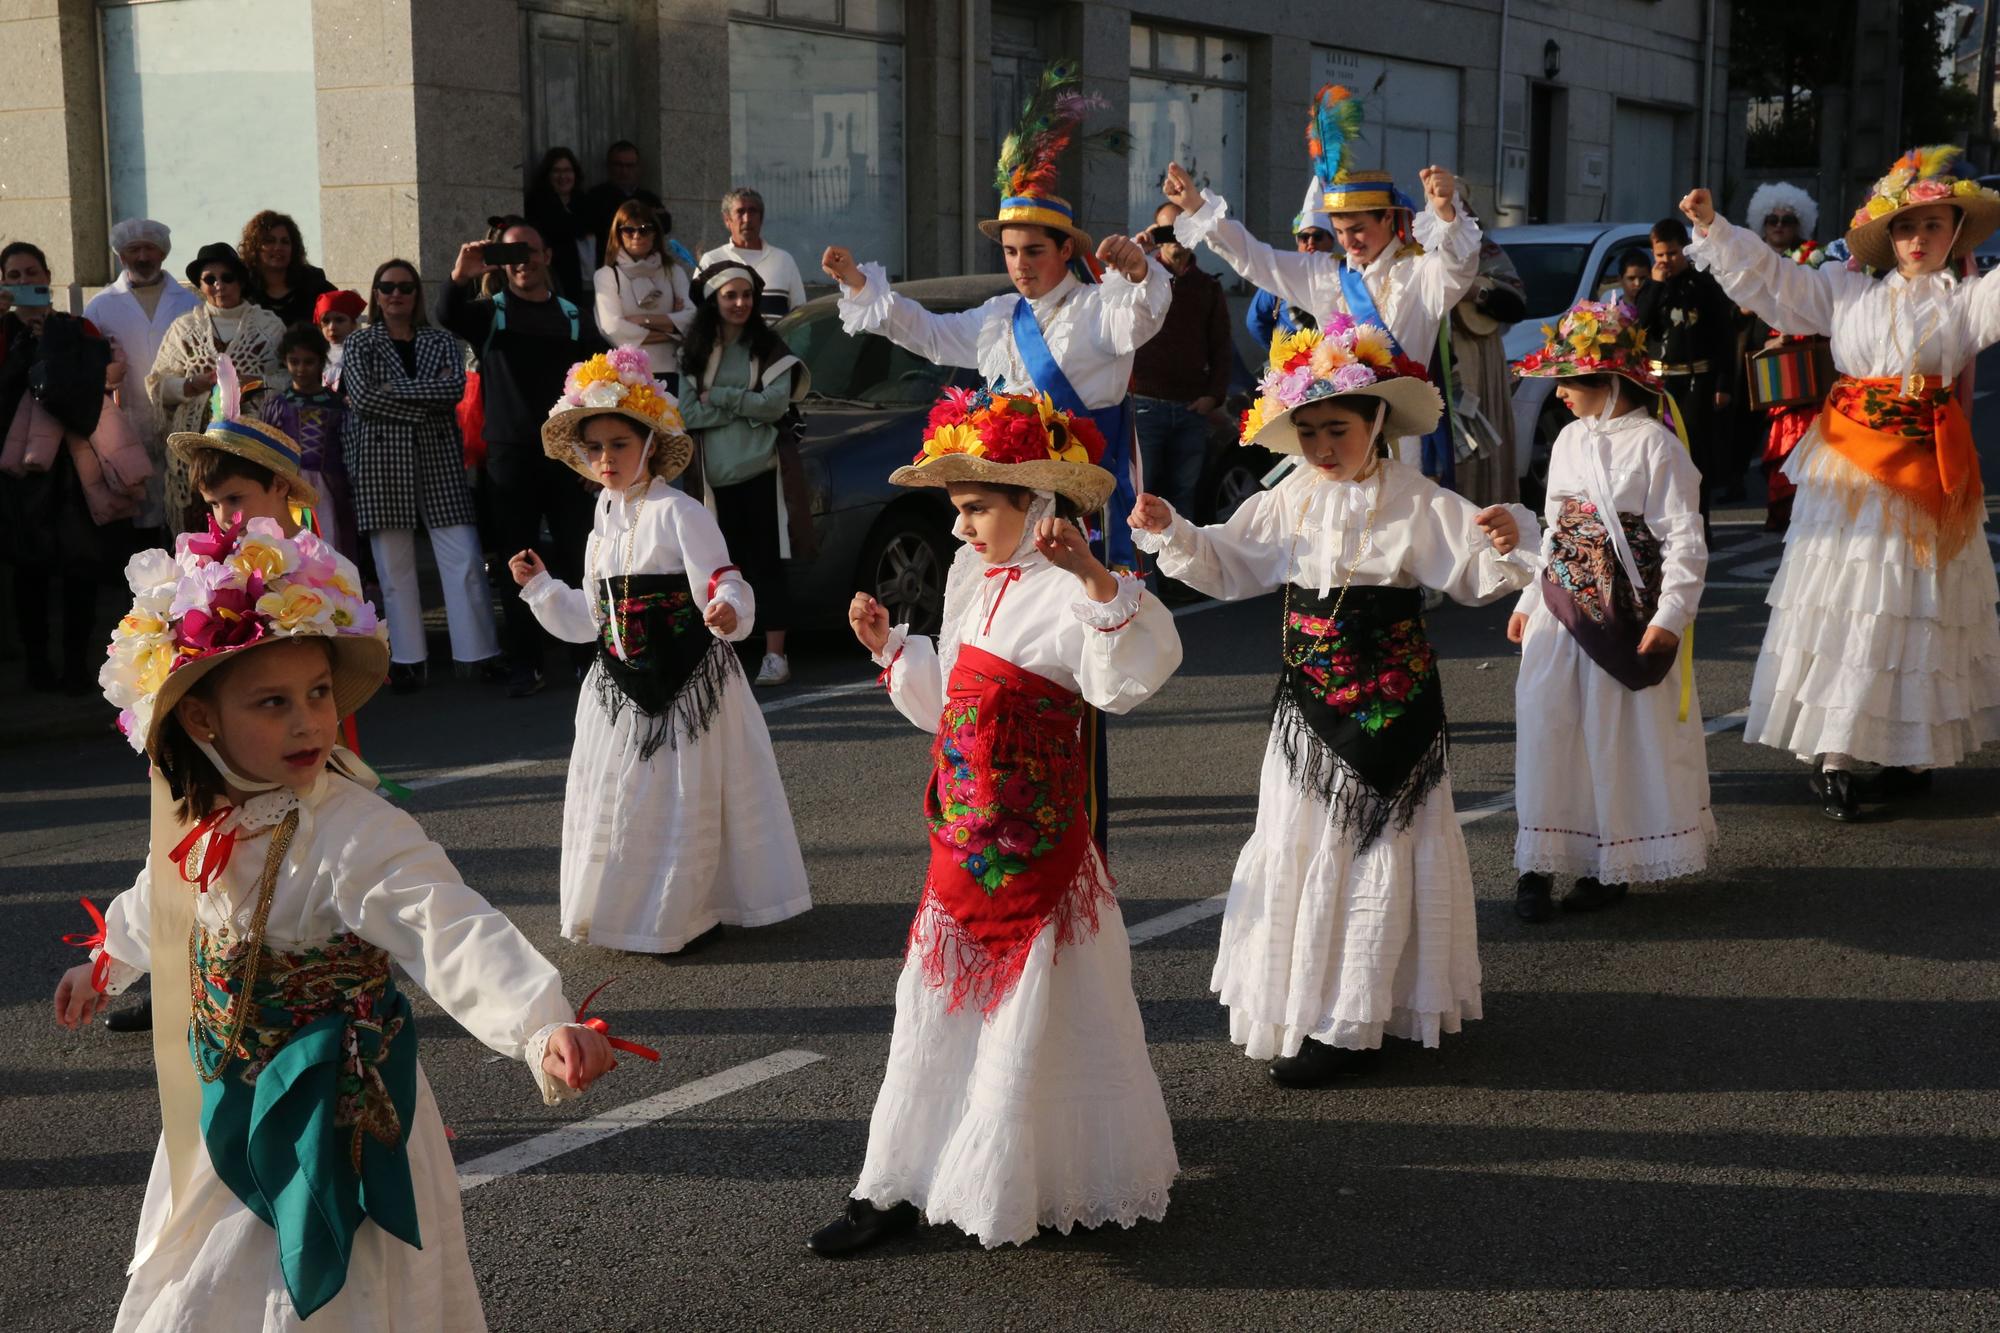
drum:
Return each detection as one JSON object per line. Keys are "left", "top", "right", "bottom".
{"left": 1747, "top": 337, "right": 1835, "bottom": 411}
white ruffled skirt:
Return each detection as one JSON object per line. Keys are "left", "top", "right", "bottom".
{"left": 852, "top": 854, "right": 1178, "bottom": 1248}
{"left": 560, "top": 658, "right": 812, "bottom": 951}
{"left": 1747, "top": 432, "right": 2000, "bottom": 767}
{"left": 1211, "top": 725, "right": 1482, "bottom": 1060}
{"left": 1513, "top": 600, "right": 1715, "bottom": 883}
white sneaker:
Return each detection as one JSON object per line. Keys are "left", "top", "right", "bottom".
{"left": 754, "top": 652, "right": 791, "bottom": 686}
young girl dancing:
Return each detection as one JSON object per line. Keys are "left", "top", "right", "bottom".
{"left": 511, "top": 349, "right": 811, "bottom": 954}
{"left": 55, "top": 519, "right": 618, "bottom": 1330}
{"left": 810, "top": 388, "right": 1183, "bottom": 1256}
{"left": 1506, "top": 300, "right": 1713, "bottom": 920}
{"left": 1683, "top": 151, "right": 2000, "bottom": 819}
{"left": 1130, "top": 317, "right": 1539, "bottom": 1087}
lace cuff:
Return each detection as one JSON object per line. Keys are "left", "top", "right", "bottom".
{"left": 1685, "top": 213, "right": 1752, "bottom": 274}
{"left": 519, "top": 569, "right": 558, "bottom": 604}
{"left": 526, "top": 1021, "right": 590, "bottom": 1107}
{"left": 1128, "top": 504, "right": 1186, "bottom": 555}
{"left": 835, "top": 262, "right": 895, "bottom": 335}
{"left": 1072, "top": 574, "right": 1144, "bottom": 632}
{"left": 871, "top": 624, "right": 910, "bottom": 671}
{"left": 1172, "top": 192, "right": 1229, "bottom": 247}
{"left": 1411, "top": 197, "right": 1480, "bottom": 263}
{"left": 90, "top": 947, "right": 144, "bottom": 996}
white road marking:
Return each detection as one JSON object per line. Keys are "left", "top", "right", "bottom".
{"left": 401, "top": 758, "right": 540, "bottom": 791}
{"left": 758, "top": 679, "right": 879, "bottom": 715}
{"left": 1126, "top": 893, "right": 1228, "bottom": 943}
{"left": 457, "top": 1048, "right": 826, "bottom": 1190}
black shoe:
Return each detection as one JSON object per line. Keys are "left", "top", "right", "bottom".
{"left": 506, "top": 663, "right": 546, "bottom": 698}
{"left": 1266, "top": 1040, "right": 1383, "bottom": 1089}
{"left": 476, "top": 656, "right": 512, "bottom": 685}
{"left": 1562, "top": 877, "right": 1630, "bottom": 912}
{"left": 807, "top": 1199, "right": 920, "bottom": 1258}
{"left": 105, "top": 997, "right": 152, "bottom": 1032}
{"left": 388, "top": 662, "right": 426, "bottom": 695}
{"left": 1811, "top": 764, "right": 1862, "bottom": 822}
{"left": 1514, "top": 872, "right": 1555, "bottom": 923}
{"left": 1873, "top": 766, "right": 1933, "bottom": 798}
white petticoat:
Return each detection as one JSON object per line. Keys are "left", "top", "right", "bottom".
{"left": 1211, "top": 725, "right": 1482, "bottom": 1061}
{"left": 1513, "top": 599, "right": 1716, "bottom": 883}
{"left": 115, "top": 1068, "right": 483, "bottom": 1332}
{"left": 560, "top": 658, "right": 812, "bottom": 951}
{"left": 1747, "top": 431, "right": 2000, "bottom": 767}
{"left": 852, "top": 854, "right": 1178, "bottom": 1248}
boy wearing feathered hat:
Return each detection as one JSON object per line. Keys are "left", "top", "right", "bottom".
{"left": 821, "top": 62, "right": 1167, "bottom": 569}
{"left": 1129, "top": 315, "right": 1538, "bottom": 1089}
{"left": 1505, "top": 300, "right": 1713, "bottom": 922}
{"left": 1680, "top": 148, "right": 2000, "bottom": 820}
{"left": 1162, "top": 84, "right": 1480, "bottom": 469}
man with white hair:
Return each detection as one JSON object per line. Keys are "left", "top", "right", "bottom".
{"left": 83, "top": 218, "right": 199, "bottom": 531}
{"left": 1738, "top": 181, "right": 1825, "bottom": 531}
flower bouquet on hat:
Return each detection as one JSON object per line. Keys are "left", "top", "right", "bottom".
{"left": 1239, "top": 312, "right": 1442, "bottom": 453}
{"left": 542, "top": 345, "right": 696, "bottom": 483}
{"left": 1512, "top": 298, "right": 1662, "bottom": 393}
{"left": 892, "top": 386, "right": 1113, "bottom": 512}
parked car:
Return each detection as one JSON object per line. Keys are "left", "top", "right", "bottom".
{"left": 1493, "top": 222, "right": 1656, "bottom": 508}
{"left": 773, "top": 276, "right": 1008, "bottom": 635}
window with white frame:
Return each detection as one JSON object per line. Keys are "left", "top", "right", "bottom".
{"left": 1306, "top": 49, "right": 1461, "bottom": 208}
{"left": 728, "top": 1, "right": 906, "bottom": 276}
{"left": 1129, "top": 23, "right": 1248, "bottom": 242}
{"left": 99, "top": 0, "right": 324, "bottom": 259}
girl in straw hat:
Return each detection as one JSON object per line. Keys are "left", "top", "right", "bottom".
{"left": 512, "top": 347, "right": 810, "bottom": 954}
{"left": 810, "top": 387, "right": 1183, "bottom": 1257}
{"left": 1506, "top": 300, "right": 1713, "bottom": 922}
{"left": 1681, "top": 149, "right": 2000, "bottom": 820}
{"left": 1131, "top": 315, "right": 1538, "bottom": 1087}
{"left": 54, "top": 519, "right": 619, "bottom": 1330}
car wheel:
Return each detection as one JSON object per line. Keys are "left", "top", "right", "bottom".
{"left": 859, "top": 510, "right": 952, "bottom": 635}
{"left": 1201, "top": 447, "right": 1274, "bottom": 525}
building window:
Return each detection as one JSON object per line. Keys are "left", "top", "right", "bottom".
{"left": 728, "top": 4, "right": 906, "bottom": 277}
{"left": 99, "top": 0, "right": 324, "bottom": 259}
{"left": 1129, "top": 23, "right": 1248, "bottom": 236}
{"left": 1307, "top": 49, "right": 1460, "bottom": 208}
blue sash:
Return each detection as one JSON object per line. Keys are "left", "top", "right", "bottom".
{"left": 1337, "top": 266, "right": 1407, "bottom": 361}
{"left": 1009, "top": 297, "right": 1137, "bottom": 570}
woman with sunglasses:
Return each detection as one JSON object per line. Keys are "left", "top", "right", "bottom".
{"left": 146, "top": 241, "right": 286, "bottom": 533}
{"left": 593, "top": 200, "right": 691, "bottom": 387}
{"left": 341, "top": 259, "right": 503, "bottom": 691}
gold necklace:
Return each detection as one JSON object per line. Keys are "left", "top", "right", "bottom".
{"left": 1886, "top": 280, "right": 1944, "bottom": 395}
{"left": 588, "top": 485, "right": 648, "bottom": 640}
{"left": 189, "top": 808, "right": 299, "bottom": 1083}
{"left": 1280, "top": 460, "right": 1383, "bottom": 668}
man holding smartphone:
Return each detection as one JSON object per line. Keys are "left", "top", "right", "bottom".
{"left": 440, "top": 220, "right": 607, "bottom": 698}
{"left": 1131, "top": 200, "right": 1232, "bottom": 530}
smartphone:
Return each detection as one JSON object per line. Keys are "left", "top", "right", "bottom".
{"left": 1147, "top": 224, "right": 1177, "bottom": 245}
{"left": 1, "top": 283, "right": 52, "bottom": 308}
{"left": 481, "top": 241, "right": 533, "bottom": 267}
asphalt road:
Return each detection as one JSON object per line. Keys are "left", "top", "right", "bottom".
{"left": 4, "top": 514, "right": 1998, "bottom": 1327}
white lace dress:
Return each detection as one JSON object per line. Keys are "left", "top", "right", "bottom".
{"left": 1137, "top": 460, "right": 1538, "bottom": 1058}
{"left": 521, "top": 477, "right": 811, "bottom": 951}
{"left": 93, "top": 776, "right": 587, "bottom": 1332}
{"left": 1513, "top": 411, "right": 1716, "bottom": 883}
{"left": 1689, "top": 213, "right": 2000, "bottom": 767}
{"left": 857, "top": 529, "right": 1183, "bottom": 1247}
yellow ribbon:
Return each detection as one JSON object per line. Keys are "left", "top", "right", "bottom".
{"left": 1661, "top": 390, "right": 1696, "bottom": 723}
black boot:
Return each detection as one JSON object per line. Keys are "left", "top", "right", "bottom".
{"left": 807, "top": 1198, "right": 920, "bottom": 1258}
{"left": 1514, "top": 872, "right": 1554, "bottom": 923}
{"left": 1267, "top": 1040, "right": 1383, "bottom": 1089}
{"left": 105, "top": 997, "right": 152, "bottom": 1033}
{"left": 1562, "top": 877, "right": 1630, "bottom": 912}
{"left": 1810, "top": 762, "right": 1862, "bottom": 822}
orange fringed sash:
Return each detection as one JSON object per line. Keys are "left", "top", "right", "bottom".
{"left": 1819, "top": 375, "right": 1985, "bottom": 565}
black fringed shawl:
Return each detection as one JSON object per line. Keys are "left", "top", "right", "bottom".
{"left": 589, "top": 573, "right": 735, "bottom": 760}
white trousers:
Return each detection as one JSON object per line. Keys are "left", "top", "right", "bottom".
{"left": 369, "top": 525, "right": 500, "bottom": 666}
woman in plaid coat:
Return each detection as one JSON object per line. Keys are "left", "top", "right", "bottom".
{"left": 342, "top": 259, "right": 501, "bottom": 691}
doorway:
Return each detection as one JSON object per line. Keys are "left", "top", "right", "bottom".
{"left": 524, "top": 10, "right": 626, "bottom": 185}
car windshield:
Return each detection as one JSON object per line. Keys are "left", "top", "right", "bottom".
{"left": 775, "top": 304, "right": 962, "bottom": 406}
{"left": 1504, "top": 242, "right": 1596, "bottom": 320}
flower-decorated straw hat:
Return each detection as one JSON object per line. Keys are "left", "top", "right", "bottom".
{"left": 542, "top": 346, "right": 696, "bottom": 483}
{"left": 891, "top": 387, "right": 1114, "bottom": 512}
{"left": 1845, "top": 145, "right": 2000, "bottom": 272}
{"left": 1308, "top": 84, "right": 1418, "bottom": 217}
{"left": 100, "top": 516, "right": 388, "bottom": 764}
{"left": 979, "top": 61, "right": 1100, "bottom": 253}
{"left": 1512, "top": 298, "right": 1662, "bottom": 394}
{"left": 166, "top": 355, "right": 317, "bottom": 506}
{"left": 1239, "top": 314, "right": 1442, "bottom": 454}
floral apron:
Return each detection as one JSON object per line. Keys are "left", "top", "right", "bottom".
{"left": 1539, "top": 495, "right": 1675, "bottom": 692}
{"left": 591, "top": 572, "right": 734, "bottom": 760}
{"left": 1272, "top": 584, "right": 1448, "bottom": 849}
{"left": 915, "top": 643, "right": 1109, "bottom": 1015}
{"left": 190, "top": 928, "right": 419, "bottom": 1319}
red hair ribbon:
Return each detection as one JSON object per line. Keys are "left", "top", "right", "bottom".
{"left": 61, "top": 897, "right": 112, "bottom": 994}
{"left": 169, "top": 808, "right": 237, "bottom": 894}
{"left": 981, "top": 565, "right": 1022, "bottom": 635}
{"left": 574, "top": 978, "right": 661, "bottom": 1062}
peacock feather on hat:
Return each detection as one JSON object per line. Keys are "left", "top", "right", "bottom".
{"left": 981, "top": 59, "right": 1106, "bottom": 256}
{"left": 1305, "top": 79, "right": 1415, "bottom": 215}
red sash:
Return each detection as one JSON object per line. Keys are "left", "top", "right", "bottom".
{"left": 915, "top": 643, "right": 1104, "bottom": 1014}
